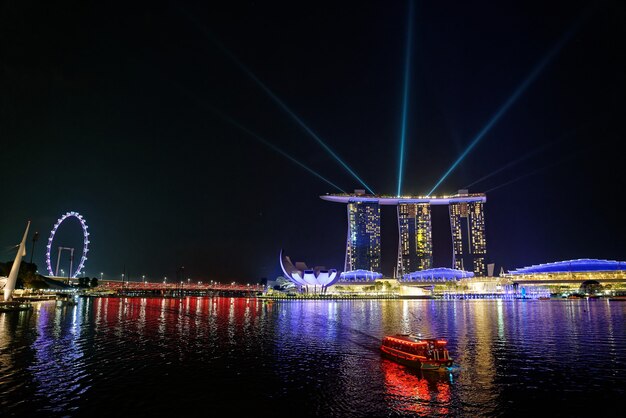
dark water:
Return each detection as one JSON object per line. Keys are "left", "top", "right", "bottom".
{"left": 1, "top": 297, "right": 625, "bottom": 417}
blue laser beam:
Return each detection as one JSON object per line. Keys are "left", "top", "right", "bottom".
{"left": 484, "top": 152, "right": 579, "bottom": 194}
{"left": 397, "top": 0, "right": 414, "bottom": 197}
{"left": 463, "top": 129, "right": 577, "bottom": 189}
{"left": 208, "top": 106, "right": 347, "bottom": 193}
{"left": 177, "top": 8, "right": 374, "bottom": 194}
{"left": 216, "top": 45, "right": 374, "bottom": 194}
{"left": 427, "top": 22, "right": 581, "bottom": 197}
{"left": 164, "top": 75, "right": 346, "bottom": 193}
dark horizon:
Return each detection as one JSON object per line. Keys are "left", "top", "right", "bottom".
{"left": 2, "top": 0, "right": 624, "bottom": 282}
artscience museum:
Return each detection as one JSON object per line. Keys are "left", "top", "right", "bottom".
{"left": 279, "top": 249, "right": 340, "bottom": 293}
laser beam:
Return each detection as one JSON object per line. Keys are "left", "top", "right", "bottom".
{"left": 216, "top": 44, "right": 374, "bottom": 194}
{"left": 484, "top": 152, "right": 578, "bottom": 194}
{"left": 463, "top": 128, "right": 577, "bottom": 189}
{"left": 164, "top": 75, "right": 346, "bottom": 193}
{"left": 177, "top": 8, "right": 374, "bottom": 194}
{"left": 208, "top": 105, "right": 347, "bottom": 193}
{"left": 427, "top": 22, "right": 580, "bottom": 196}
{"left": 397, "top": 0, "right": 414, "bottom": 197}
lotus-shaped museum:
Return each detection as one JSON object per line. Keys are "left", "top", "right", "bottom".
{"left": 279, "top": 249, "right": 340, "bottom": 291}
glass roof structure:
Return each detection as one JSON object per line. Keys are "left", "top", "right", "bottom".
{"left": 508, "top": 259, "right": 626, "bottom": 275}
{"left": 400, "top": 267, "right": 474, "bottom": 282}
{"left": 339, "top": 270, "right": 383, "bottom": 282}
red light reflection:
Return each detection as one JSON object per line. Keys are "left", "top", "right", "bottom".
{"left": 382, "top": 359, "right": 451, "bottom": 415}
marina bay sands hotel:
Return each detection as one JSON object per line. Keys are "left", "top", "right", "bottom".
{"left": 320, "top": 189, "right": 488, "bottom": 277}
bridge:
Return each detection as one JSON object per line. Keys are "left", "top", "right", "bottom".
{"left": 92, "top": 280, "right": 264, "bottom": 297}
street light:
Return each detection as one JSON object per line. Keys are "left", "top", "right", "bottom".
{"left": 142, "top": 275, "right": 146, "bottom": 284}
{"left": 100, "top": 272, "right": 103, "bottom": 281}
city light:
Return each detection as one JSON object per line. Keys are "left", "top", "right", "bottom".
{"left": 396, "top": 0, "right": 414, "bottom": 198}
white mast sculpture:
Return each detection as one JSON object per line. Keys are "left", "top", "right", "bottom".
{"left": 3, "top": 221, "right": 31, "bottom": 302}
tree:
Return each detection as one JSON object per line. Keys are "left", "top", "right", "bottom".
{"left": 580, "top": 280, "right": 603, "bottom": 295}
{"left": 90, "top": 277, "right": 98, "bottom": 287}
{"left": 274, "top": 276, "right": 295, "bottom": 291}
{"left": 2, "top": 260, "right": 44, "bottom": 289}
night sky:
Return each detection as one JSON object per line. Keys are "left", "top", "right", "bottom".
{"left": 1, "top": 0, "right": 624, "bottom": 283}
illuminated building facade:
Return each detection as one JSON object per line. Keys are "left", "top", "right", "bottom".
{"left": 321, "top": 190, "right": 487, "bottom": 277}
{"left": 503, "top": 258, "right": 626, "bottom": 294}
{"left": 449, "top": 199, "right": 487, "bottom": 276}
{"left": 279, "top": 249, "right": 339, "bottom": 292}
{"left": 396, "top": 203, "right": 432, "bottom": 277}
{"left": 345, "top": 200, "right": 381, "bottom": 273}
{"left": 506, "top": 259, "right": 626, "bottom": 281}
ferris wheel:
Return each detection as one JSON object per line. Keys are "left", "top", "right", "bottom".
{"left": 45, "top": 211, "right": 90, "bottom": 278}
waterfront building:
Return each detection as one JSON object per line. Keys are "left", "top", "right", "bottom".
{"left": 503, "top": 258, "right": 626, "bottom": 294}
{"left": 339, "top": 269, "right": 383, "bottom": 282}
{"left": 400, "top": 267, "right": 474, "bottom": 282}
{"left": 321, "top": 189, "right": 487, "bottom": 277}
{"left": 506, "top": 259, "right": 626, "bottom": 278}
{"left": 279, "top": 249, "right": 339, "bottom": 292}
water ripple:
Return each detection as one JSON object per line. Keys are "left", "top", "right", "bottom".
{"left": 1, "top": 298, "right": 625, "bottom": 416}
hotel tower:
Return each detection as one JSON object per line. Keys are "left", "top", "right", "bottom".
{"left": 345, "top": 199, "right": 381, "bottom": 273}
{"left": 321, "top": 189, "right": 487, "bottom": 277}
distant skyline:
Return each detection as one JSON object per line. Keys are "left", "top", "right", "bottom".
{"left": 1, "top": 0, "right": 624, "bottom": 282}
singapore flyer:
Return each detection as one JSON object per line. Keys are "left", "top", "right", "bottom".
{"left": 45, "top": 211, "right": 90, "bottom": 278}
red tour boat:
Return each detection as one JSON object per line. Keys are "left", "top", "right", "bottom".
{"left": 380, "top": 334, "right": 453, "bottom": 371}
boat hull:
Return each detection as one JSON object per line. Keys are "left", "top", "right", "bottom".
{"left": 380, "top": 346, "right": 452, "bottom": 371}
{"left": 380, "top": 348, "right": 422, "bottom": 369}
{"left": 419, "top": 360, "right": 453, "bottom": 371}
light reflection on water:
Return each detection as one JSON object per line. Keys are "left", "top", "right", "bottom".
{"left": 0, "top": 297, "right": 625, "bottom": 417}
{"left": 382, "top": 360, "right": 452, "bottom": 416}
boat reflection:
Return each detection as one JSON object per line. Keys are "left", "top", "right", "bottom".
{"left": 382, "top": 358, "right": 452, "bottom": 415}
